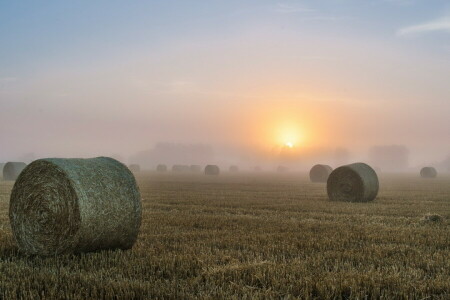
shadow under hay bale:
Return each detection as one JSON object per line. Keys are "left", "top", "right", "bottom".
{"left": 9, "top": 157, "right": 142, "bottom": 256}
{"left": 190, "top": 165, "right": 202, "bottom": 172}
{"left": 156, "top": 164, "right": 167, "bottom": 172}
{"left": 229, "top": 165, "right": 239, "bottom": 172}
{"left": 128, "top": 164, "right": 141, "bottom": 173}
{"left": 310, "top": 164, "right": 333, "bottom": 183}
{"left": 3, "top": 162, "right": 27, "bottom": 181}
{"left": 327, "top": 163, "right": 379, "bottom": 202}
{"left": 205, "top": 165, "right": 220, "bottom": 175}
{"left": 420, "top": 167, "right": 437, "bottom": 179}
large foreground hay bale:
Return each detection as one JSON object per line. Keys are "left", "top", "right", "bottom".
{"left": 9, "top": 157, "right": 142, "bottom": 255}
{"left": 420, "top": 167, "right": 437, "bottom": 178}
{"left": 205, "top": 165, "right": 220, "bottom": 175}
{"left": 156, "top": 164, "right": 167, "bottom": 172}
{"left": 190, "top": 165, "right": 202, "bottom": 172}
{"left": 3, "top": 162, "right": 27, "bottom": 181}
{"left": 309, "top": 164, "right": 333, "bottom": 183}
{"left": 172, "top": 165, "right": 190, "bottom": 172}
{"left": 229, "top": 165, "right": 239, "bottom": 172}
{"left": 128, "top": 164, "right": 141, "bottom": 173}
{"left": 327, "top": 163, "right": 378, "bottom": 202}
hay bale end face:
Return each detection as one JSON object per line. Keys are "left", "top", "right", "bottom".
{"left": 310, "top": 164, "right": 333, "bottom": 183}
{"left": 128, "top": 164, "right": 141, "bottom": 173}
{"left": 229, "top": 165, "right": 239, "bottom": 172}
{"left": 420, "top": 167, "right": 437, "bottom": 178}
{"left": 327, "top": 163, "right": 379, "bottom": 202}
{"left": 205, "top": 165, "right": 220, "bottom": 175}
{"left": 190, "top": 165, "right": 202, "bottom": 172}
{"left": 9, "top": 157, "right": 142, "bottom": 256}
{"left": 3, "top": 162, "right": 27, "bottom": 181}
{"left": 156, "top": 164, "right": 167, "bottom": 172}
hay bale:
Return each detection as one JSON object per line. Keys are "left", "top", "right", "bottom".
{"left": 156, "top": 164, "right": 167, "bottom": 172}
{"left": 3, "top": 162, "right": 27, "bottom": 181}
{"left": 229, "top": 165, "right": 239, "bottom": 172}
{"left": 190, "top": 165, "right": 202, "bottom": 172}
{"left": 172, "top": 165, "right": 190, "bottom": 172}
{"left": 327, "top": 163, "right": 379, "bottom": 202}
{"left": 128, "top": 164, "right": 141, "bottom": 173}
{"left": 204, "top": 165, "right": 220, "bottom": 175}
{"left": 9, "top": 157, "right": 141, "bottom": 255}
{"left": 422, "top": 213, "right": 444, "bottom": 223}
{"left": 420, "top": 167, "right": 437, "bottom": 178}
{"left": 309, "top": 164, "right": 333, "bottom": 183}
{"left": 277, "top": 166, "right": 288, "bottom": 173}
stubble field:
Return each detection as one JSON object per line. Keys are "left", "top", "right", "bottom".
{"left": 0, "top": 172, "right": 449, "bottom": 299}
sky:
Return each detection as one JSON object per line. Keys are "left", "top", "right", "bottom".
{"left": 0, "top": 0, "right": 449, "bottom": 168}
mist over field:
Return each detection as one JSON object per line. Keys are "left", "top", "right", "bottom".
{"left": 1, "top": 1, "right": 450, "bottom": 169}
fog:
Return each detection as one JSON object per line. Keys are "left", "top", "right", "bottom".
{"left": 1, "top": 1, "right": 450, "bottom": 171}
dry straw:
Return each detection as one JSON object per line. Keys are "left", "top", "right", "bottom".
{"left": 156, "top": 164, "right": 167, "bottom": 172}
{"left": 3, "top": 162, "right": 27, "bottom": 181}
{"left": 9, "top": 157, "right": 141, "bottom": 256}
{"left": 309, "top": 164, "right": 333, "bottom": 183}
{"left": 420, "top": 167, "right": 437, "bottom": 178}
{"left": 205, "top": 165, "right": 220, "bottom": 175}
{"left": 327, "top": 163, "right": 379, "bottom": 202}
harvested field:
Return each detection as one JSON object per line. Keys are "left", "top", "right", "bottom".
{"left": 0, "top": 172, "right": 449, "bottom": 299}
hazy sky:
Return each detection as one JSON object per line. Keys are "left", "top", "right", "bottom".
{"left": 1, "top": 1, "right": 449, "bottom": 165}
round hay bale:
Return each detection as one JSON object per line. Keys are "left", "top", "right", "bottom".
{"left": 128, "top": 164, "right": 141, "bottom": 173}
{"left": 172, "top": 165, "right": 190, "bottom": 172}
{"left": 327, "top": 163, "right": 379, "bottom": 202}
{"left": 156, "top": 164, "right": 167, "bottom": 172}
{"left": 420, "top": 167, "right": 437, "bottom": 178}
{"left": 229, "top": 165, "right": 239, "bottom": 172}
{"left": 205, "top": 165, "right": 220, "bottom": 175}
{"left": 9, "top": 157, "right": 141, "bottom": 255}
{"left": 190, "top": 165, "right": 202, "bottom": 172}
{"left": 309, "top": 164, "right": 333, "bottom": 183}
{"left": 3, "top": 162, "right": 27, "bottom": 181}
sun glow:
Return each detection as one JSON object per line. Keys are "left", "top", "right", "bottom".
{"left": 285, "top": 141, "right": 294, "bottom": 148}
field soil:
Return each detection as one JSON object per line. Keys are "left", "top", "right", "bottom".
{"left": 0, "top": 172, "right": 449, "bottom": 299}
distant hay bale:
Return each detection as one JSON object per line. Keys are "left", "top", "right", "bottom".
{"left": 420, "top": 167, "right": 437, "bottom": 178}
{"left": 190, "top": 165, "right": 202, "bottom": 172}
{"left": 327, "top": 163, "right": 379, "bottom": 202}
{"left": 128, "top": 164, "right": 141, "bottom": 173}
{"left": 422, "top": 213, "right": 444, "bottom": 223}
{"left": 156, "top": 164, "right": 167, "bottom": 172}
{"left": 229, "top": 165, "right": 239, "bottom": 172}
{"left": 9, "top": 157, "right": 141, "bottom": 255}
{"left": 3, "top": 162, "right": 27, "bottom": 181}
{"left": 204, "top": 165, "right": 220, "bottom": 175}
{"left": 309, "top": 164, "right": 333, "bottom": 183}
{"left": 277, "top": 166, "right": 288, "bottom": 173}
{"left": 172, "top": 165, "right": 190, "bottom": 172}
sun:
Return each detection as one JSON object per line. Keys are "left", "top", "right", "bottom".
{"left": 285, "top": 141, "right": 294, "bottom": 148}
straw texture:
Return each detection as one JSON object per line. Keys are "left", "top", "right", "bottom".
{"left": 9, "top": 157, "right": 141, "bottom": 255}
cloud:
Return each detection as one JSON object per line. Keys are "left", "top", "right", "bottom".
{"left": 274, "top": 3, "right": 314, "bottom": 14}
{"left": 397, "top": 17, "right": 450, "bottom": 36}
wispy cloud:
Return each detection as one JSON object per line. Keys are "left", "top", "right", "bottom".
{"left": 397, "top": 17, "right": 450, "bottom": 36}
{"left": 275, "top": 3, "right": 314, "bottom": 14}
